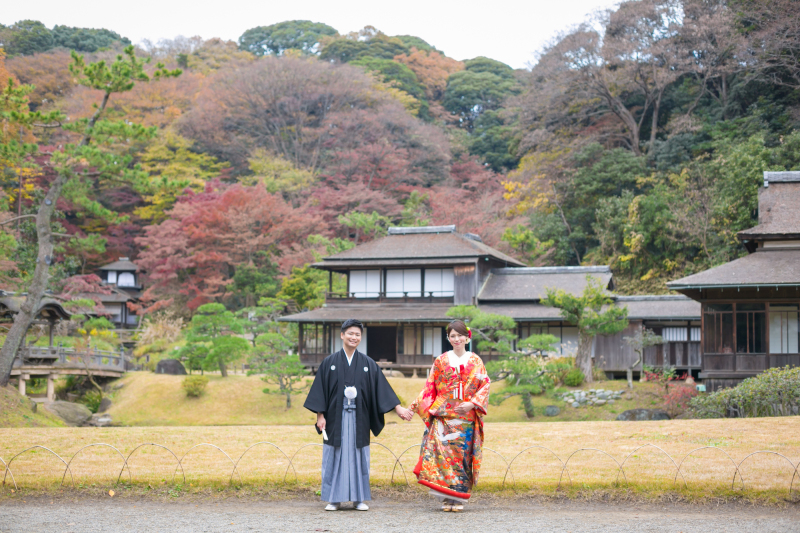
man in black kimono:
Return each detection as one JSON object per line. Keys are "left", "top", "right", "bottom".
{"left": 304, "top": 319, "right": 412, "bottom": 511}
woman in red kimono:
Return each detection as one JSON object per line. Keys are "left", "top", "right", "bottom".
{"left": 408, "top": 320, "right": 490, "bottom": 512}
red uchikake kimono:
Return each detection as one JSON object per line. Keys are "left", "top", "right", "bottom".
{"left": 409, "top": 351, "right": 490, "bottom": 502}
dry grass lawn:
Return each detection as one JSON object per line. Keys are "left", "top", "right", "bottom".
{"left": 1, "top": 418, "right": 798, "bottom": 500}
{"left": 105, "top": 372, "right": 666, "bottom": 426}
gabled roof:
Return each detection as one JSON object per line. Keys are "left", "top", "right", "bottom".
{"left": 478, "top": 266, "right": 613, "bottom": 301}
{"left": 667, "top": 249, "right": 800, "bottom": 289}
{"left": 317, "top": 226, "right": 525, "bottom": 268}
{"left": 99, "top": 258, "right": 139, "bottom": 271}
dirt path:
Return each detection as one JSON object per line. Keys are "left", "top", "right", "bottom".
{"left": 1, "top": 498, "right": 799, "bottom": 532}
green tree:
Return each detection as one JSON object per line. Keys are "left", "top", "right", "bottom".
{"left": 238, "top": 21, "right": 337, "bottom": 56}
{"left": 1, "top": 20, "right": 54, "bottom": 56}
{"left": 52, "top": 25, "right": 130, "bottom": 52}
{"left": 338, "top": 211, "right": 390, "bottom": 245}
{"left": 68, "top": 234, "right": 107, "bottom": 274}
{"left": 229, "top": 252, "right": 280, "bottom": 309}
{"left": 135, "top": 130, "right": 227, "bottom": 222}
{"left": 0, "top": 46, "right": 180, "bottom": 387}
{"left": 464, "top": 56, "right": 516, "bottom": 80}
{"left": 468, "top": 110, "right": 518, "bottom": 171}
{"left": 277, "top": 235, "right": 353, "bottom": 310}
{"left": 350, "top": 57, "right": 429, "bottom": 118}
{"left": 486, "top": 333, "right": 560, "bottom": 418}
{"left": 245, "top": 299, "right": 306, "bottom": 409}
{"left": 501, "top": 224, "right": 554, "bottom": 265}
{"left": 443, "top": 70, "right": 520, "bottom": 130}
{"left": 180, "top": 303, "right": 250, "bottom": 377}
{"left": 394, "top": 35, "right": 436, "bottom": 53}
{"left": 541, "top": 276, "right": 629, "bottom": 383}
{"left": 445, "top": 305, "right": 517, "bottom": 355}
{"left": 319, "top": 39, "right": 368, "bottom": 63}
{"left": 399, "top": 190, "right": 431, "bottom": 226}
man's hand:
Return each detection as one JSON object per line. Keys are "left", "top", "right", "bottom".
{"left": 395, "top": 405, "right": 413, "bottom": 421}
{"left": 453, "top": 402, "right": 474, "bottom": 416}
{"left": 316, "top": 413, "right": 326, "bottom": 431}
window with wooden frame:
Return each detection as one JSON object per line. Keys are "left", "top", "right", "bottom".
{"left": 769, "top": 304, "right": 800, "bottom": 354}
{"left": 703, "top": 304, "right": 734, "bottom": 355}
{"left": 736, "top": 303, "right": 767, "bottom": 354}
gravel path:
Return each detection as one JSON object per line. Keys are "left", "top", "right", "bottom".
{"left": 2, "top": 499, "right": 799, "bottom": 532}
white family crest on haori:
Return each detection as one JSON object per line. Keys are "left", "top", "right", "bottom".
{"left": 364, "top": 367, "right": 368, "bottom": 372}
{"left": 331, "top": 365, "right": 336, "bottom": 370}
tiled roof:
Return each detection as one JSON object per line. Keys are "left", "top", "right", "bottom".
{"left": 478, "top": 267, "right": 613, "bottom": 301}
{"left": 616, "top": 295, "right": 700, "bottom": 320}
{"left": 321, "top": 229, "right": 525, "bottom": 267}
{"left": 668, "top": 249, "right": 800, "bottom": 288}
{"left": 278, "top": 304, "right": 453, "bottom": 323}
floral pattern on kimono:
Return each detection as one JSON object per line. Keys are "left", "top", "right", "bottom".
{"left": 409, "top": 352, "right": 490, "bottom": 497}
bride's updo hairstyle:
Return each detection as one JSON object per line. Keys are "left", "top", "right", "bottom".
{"left": 446, "top": 320, "right": 469, "bottom": 337}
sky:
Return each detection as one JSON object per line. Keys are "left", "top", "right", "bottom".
{"left": 2, "top": 0, "right": 618, "bottom": 69}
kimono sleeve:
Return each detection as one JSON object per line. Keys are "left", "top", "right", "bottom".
{"left": 303, "top": 364, "right": 329, "bottom": 415}
{"left": 470, "top": 358, "right": 491, "bottom": 416}
{"left": 373, "top": 362, "right": 401, "bottom": 414}
{"left": 409, "top": 359, "right": 440, "bottom": 419}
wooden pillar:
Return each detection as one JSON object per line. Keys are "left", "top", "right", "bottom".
{"left": 46, "top": 374, "right": 56, "bottom": 401}
{"left": 48, "top": 319, "right": 55, "bottom": 347}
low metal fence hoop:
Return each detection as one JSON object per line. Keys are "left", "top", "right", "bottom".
{"left": 502, "top": 445, "right": 565, "bottom": 490}
{"left": 62, "top": 443, "right": 130, "bottom": 487}
{"left": 172, "top": 443, "right": 241, "bottom": 485}
{"left": 231, "top": 442, "right": 295, "bottom": 485}
{"left": 117, "top": 443, "right": 185, "bottom": 485}
{"left": 557, "top": 448, "right": 627, "bottom": 490}
{"left": 616, "top": 443, "right": 686, "bottom": 488}
{"left": 3, "top": 445, "right": 73, "bottom": 489}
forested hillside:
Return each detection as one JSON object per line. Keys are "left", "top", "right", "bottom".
{"left": 1, "top": 0, "right": 799, "bottom": 317}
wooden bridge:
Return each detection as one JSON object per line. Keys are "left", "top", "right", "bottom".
{"left": 11, "top": 345, "right": 126, "bottom": 401}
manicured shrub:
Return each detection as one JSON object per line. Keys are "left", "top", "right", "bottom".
{"left": 564, "top": 368, "right": 585, "bottom": 387}
{"left": 690, "top": 366, "right": 800, "bottom": 418}
{"left": 182, "top": 375, "right": 209, "bottom": 398}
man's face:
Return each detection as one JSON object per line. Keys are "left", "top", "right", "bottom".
{"left": 341, "top": 326, "right": 362, "bottom": 349}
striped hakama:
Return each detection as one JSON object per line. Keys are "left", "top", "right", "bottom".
{"left": 320, "top": 398, "right": 371, "bottom": 503}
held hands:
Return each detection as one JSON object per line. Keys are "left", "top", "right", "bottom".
{"left": 316, "top": 413, "right": 326, "bottom": 432}
{"left": 453, "top": 402, "right": 475, "bottom": 416}
{"left": 395, "top": 405, "right": 414, "bottom": 421}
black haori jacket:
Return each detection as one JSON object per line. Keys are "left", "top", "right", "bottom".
{"left": 304, "top": 349, "right": 400, "bottom": 449}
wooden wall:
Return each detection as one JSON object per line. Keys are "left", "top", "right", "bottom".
{"left": 594, "top": 322, "right": 641, "bottom": 372}
{"left": 454, "top": 265, "right": 477, "bottom": 305}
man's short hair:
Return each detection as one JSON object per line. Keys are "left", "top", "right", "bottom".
{"left": 341, "top": 319, "right": 364, "bottom": 333}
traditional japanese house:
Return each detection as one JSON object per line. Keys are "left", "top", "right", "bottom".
{"left": 668, "top": 171, "right": 800, "bottom": 390}
{"left": 477, "top": 269, "right": 700, "bottom": 375}
{"left": 280, "top": 225, "right": 702, "bottom": 376}
{"left": 94, "top": 257, "right": 142, "bottom": 328}
{"left": 280, "top": 226, "right": 525, "bottom": 373}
